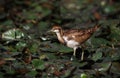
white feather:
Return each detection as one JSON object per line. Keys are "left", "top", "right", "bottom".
{"left": 63, "top": 36, "right": 79, "bottom": 48}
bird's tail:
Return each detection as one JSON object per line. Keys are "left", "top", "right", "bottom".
{"left": 94, "top": 24, "right": 100, "bottom": 31}
{"left": 87, "top": 24, "right": 100, "bottom": 34}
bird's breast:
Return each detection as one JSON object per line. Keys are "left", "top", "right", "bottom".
{"left": 63, "top": 36, "right": 79, "bottom": 48}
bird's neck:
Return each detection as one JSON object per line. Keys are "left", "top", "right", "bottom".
{"left": 56, "top": 30, "right": 65, "bottom": 44}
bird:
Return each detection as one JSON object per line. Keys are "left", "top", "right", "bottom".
{"left": 50, "top": 25, "right": 99, "bottom": 60}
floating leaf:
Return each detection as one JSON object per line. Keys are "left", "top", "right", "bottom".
{"left": 23, "top": 10, "right": 38, "bottom": 20}
{"left": 81, "top": 73, "right": 87, "bottom": 78}
{"left": 63, "top": 67, "right": 76, "bottom": 78}
{"left": 2, "top": 65, "right": 15, "bottom": 74}
{"left": 16, "top": 41, "right": 27, "bottom": 50}
{"left": 40, "top": 42, "right": 72, "bottom": 53}
{"left": 92, "top": 49, "right": 103, "bottom": 61}
{"left": 59, "top": 44, "right": 73, "bottom": 53}
{"left": 41, "top": 53, "right": 57, "bottom": 60}
{"left": 32, "top": 59, "right": 45, "bottom": 70}
{"left": 27, "top": 70, "right": 37, "bottom": 77}
{"left": 2, "top": 28, "right": 25, "bottom": 40}
{"left": 38, "top": 21, "right": 49, "bottom": 31}
{"left": 35, "top": 6, "right": 43, "bottom": 12}
{"left": 109, "top": 25, "right": 120, "bottom": 43}
{"left": 0, "top": 20, "right": 13, "bottom": 26}
{"left": 29, "top": 42, "right": 39, "bottom": 53}
{"left": 104, "top": 5, "right": 116, "bottom": 14}
{"left": 89, "top": 37, "right": 110, "bottom": 48}
{"left": 42, "top": 8, "right": 51, "bottom": 16}
{"left": 111, "top": 48, "right": 120, "bottom": 61}
{"left": 98, "top": 62, "right": 112, "bottom": 72}
{"left": 64, "top": 69, "right": 71, "bottom": 77}
{"left": 72, "top": 61, "right": 88, "bottom": 67}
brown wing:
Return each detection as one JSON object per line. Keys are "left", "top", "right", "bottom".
{"left": 74, "top": 31, "right": 92, "bottom": 44}
{"left": 63, "top": 29, "right": 82, "bottom": 36}
{"left": 63, "top": 25, "right": 99, "bottom": 44}
{"left": 65, "top": 30, "right": 91, "bottom": 43}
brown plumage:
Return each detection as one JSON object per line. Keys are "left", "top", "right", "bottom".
{"left": 51, "top": 25, "right": 99, "bottom": 60}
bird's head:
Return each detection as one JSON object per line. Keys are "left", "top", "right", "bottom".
{"left": 51, "top": 26, "right": 62, "bottom": 33}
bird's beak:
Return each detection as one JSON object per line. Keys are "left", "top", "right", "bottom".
{"left": 47, "top": 29, "right": 53, "bottom": 33}
{"left": 46, "top": 29, "right": 54, "bottom": 35}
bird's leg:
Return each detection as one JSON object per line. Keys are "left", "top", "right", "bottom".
{"left": 79, "top": 46, "right": 84, "bottom": 60}
{"left": 71, "top": 47, "right": 84, "bottom": 61}
{"left": 70, "top": 47, "right": 77, "bottom": 61}
{"left": 81, "top": 49, "right": 84, "bottom": 60}
{"left": 73, "top": 47, "right": 77, "bottom": 56}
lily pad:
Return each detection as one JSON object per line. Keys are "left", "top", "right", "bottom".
{"left": 92, "top": 48, "right": 103, "bottom": 61}
{"left": 32, "top": 59, "right": 45, "bottom": 70}
{"left": 2, "top": 28, "right": 25, "bottom": 40}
